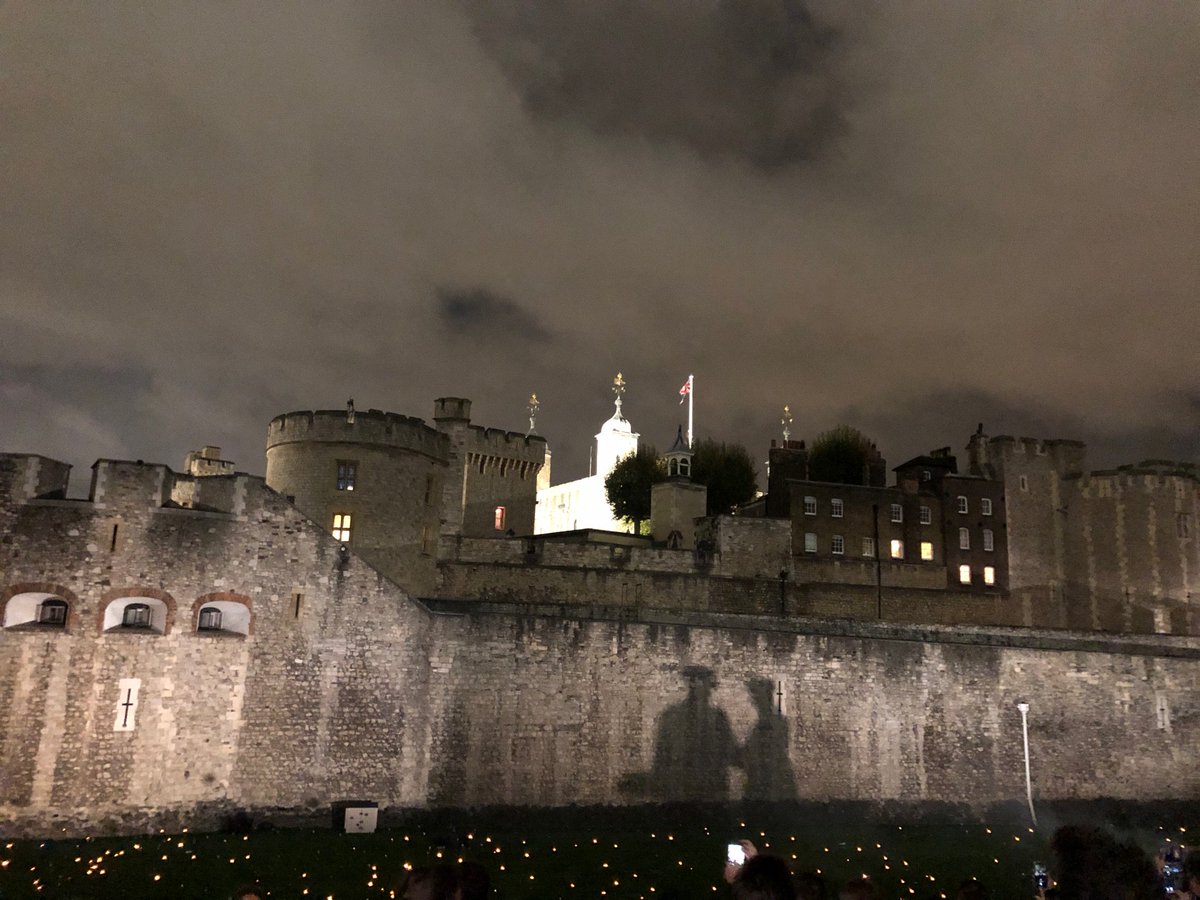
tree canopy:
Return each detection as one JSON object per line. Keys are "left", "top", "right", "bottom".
{"left": 690, "top": 439, "right": 758, "bottom": 516}
{"left": 604, "top": 444, "right": 664, "bottom": 533}
{"left": 808, "top": 425, "right": 873, "bottom": 485}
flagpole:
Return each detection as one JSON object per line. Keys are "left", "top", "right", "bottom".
{"left": 687, "top": 374, "right": 694, "bottom": 449}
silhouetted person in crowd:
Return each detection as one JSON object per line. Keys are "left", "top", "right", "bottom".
{"left": 402, "top": 864, "right": 460, "bottom": 900}
{"left": 727, "top": 850, "right": 796, "bottom": 900}
{"left": 233, "top": 888, "right": 265, "bottom": 900}
{"left": 840, "top": 877, "right": 878, "bottom": 900}
{"left": 793, "top": 871, "right": 827, "bottom": 900}
{"left": 741, "top": 678, "right": 797, "bottom": 800}
{"left": 650, "top": 665, "right": 736, "bottom": 800}
{"left": 1051, "top": 825, "right": 1159, "bottom": 900}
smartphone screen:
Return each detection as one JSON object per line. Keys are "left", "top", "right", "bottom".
{"left": 727, "top": 842, "right": 746, "bottom": 866}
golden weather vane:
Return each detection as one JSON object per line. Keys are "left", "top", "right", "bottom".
{"left": 612, "top": 372, "right": 626, "bottom": 417}
{"left": 782, "top": 404, "right": 793, "bottom": 443}
{"left": 527, "top": 393, "right": 540, "bottom": 435}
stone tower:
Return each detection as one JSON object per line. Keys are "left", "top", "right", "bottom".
{"left": 651, "top": 427, "right": 707, "bottom": 549}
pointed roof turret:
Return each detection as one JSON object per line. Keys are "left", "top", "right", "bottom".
{"left": 664, "top": 425, "right": 693, "bottom": 480}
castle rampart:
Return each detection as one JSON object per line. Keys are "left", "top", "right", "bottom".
{"left": 267, "top": 409, "right": 448, "bottom": 460}
{"left": 4, "top": 451, "right": 1200, "bottom": 836}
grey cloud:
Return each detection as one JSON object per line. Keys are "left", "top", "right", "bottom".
{"left": 464, "top": 0, "right": 846, "bottom": 169}
{"left": 0, "top": 3, "right": 1197, "bottom": 489}
{"left": 436, "top": 287, "right": 550, "bottom": 342}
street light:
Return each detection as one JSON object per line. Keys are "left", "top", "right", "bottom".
{"left": 1017, "top": 701, "right": 1037, "bottom": 827}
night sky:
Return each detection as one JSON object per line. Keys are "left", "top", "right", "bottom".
{"left": 3, "top": 2, "right": 1198, "bottom": 493}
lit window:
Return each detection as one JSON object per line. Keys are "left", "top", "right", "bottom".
{"left": 831, "top": 499, "right": 844, "bottom": 518}
{"left": 957, "top": 495, "right": 968, "bottom": 514}
{"left": 122, "top": 603, "right": 151, "bottom": 628}
{"left": 959, "top": 565, "right": 971, "bottom": 584}
{"left": 804, "top": 496, "right": 816, "bottom": 516}
{"left": 983, "top": 566, "right": 995, "bottom": 585}
{"left": 921, "top": 470, "right": 931, "bottom": 482}
{"left": 890, "top": 504, "right": 903, "bottom": 523}
{"left": 983, "top": 529, "right": 994, "bottom": 552}
{"left": 831, "top": 535, "right": 844, "bottom": 555}
{"left": 920, "top": 541, "right": 934, "bottom": 561}
{"left": 862, "top": 537, "right": 875, "bottom": 558}
{"left": 890, "top": 539, "right": 904, "bottom": 559}
{"left": 332, "top": 513, "right": 353, "bottom": 542}
{"left": 37, "top": 599, "right": 68, "bottom": 626}
{"left": 959, "top": 527, "right": 970, "bottom": 550}
{"left": 804, "top": 532, "right": 817, "bottom": 554}
{"left": 981, "top": 498, "right": 993, "bottom": 516}
{"left": 197, "top": 606, "right": 223, "bottom": 631}
{"left": 1019, "top": 475, "right": 1028, "bottom": 492}
{"left": 336, "top": 461, "right": 357, "bottom": 491}
{"left": 920, "top": 506, "right": 932, "bottom": 525}
{"left": 494, "top": 506, "right": 507, "bottom": 530}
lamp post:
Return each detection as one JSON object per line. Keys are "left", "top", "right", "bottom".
{"left": 1017, "top": 701, "right": 1037, "bottom": 827}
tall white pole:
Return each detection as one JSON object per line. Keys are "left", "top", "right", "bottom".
{"left": 687, "top": 374, "right": 694, "bottom": 449}
{"left": 1017, "top": 701, "right": 1037, "bottom": 827}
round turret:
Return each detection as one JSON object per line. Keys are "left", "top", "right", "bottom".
{"left": 265, "top": 409, "right": 448, "bottom": 592}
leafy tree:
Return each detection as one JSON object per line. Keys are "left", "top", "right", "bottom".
{"left": 808, "top": 425, "right": 873, "bottom": 485}
{"left": 605, "top": 445, "right": 664, "bottom": 532}
{"left": 690, "top": 439, "right": 758, "bottom": 515}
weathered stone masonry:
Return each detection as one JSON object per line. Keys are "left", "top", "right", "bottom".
{"left": 4, "top": 449, "right": 1200, "bottom": 838}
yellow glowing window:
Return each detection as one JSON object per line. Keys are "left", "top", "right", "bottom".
{"left": 890, "top": 539, "right": 904, "bottom": 559}
{"left": 920, "top": 541, "right": 934, "bottom": 561}
{"left": 984, "top": 566, "right": 996, "bottom": 585}
{"left": 959, "top": 564, "right": 971, "bottom": 584}
{"left": 332, "top": 513, "right": 352, "bottom": 542}
{"left": 494, "top": 506, "right": 507, "bottom": 531}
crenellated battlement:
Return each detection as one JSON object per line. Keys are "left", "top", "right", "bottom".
{"left": 465, "top": 424, "right": 547, "bottom": 463}
{"left": 267, "top": 409, "right": 449, "bottom": 460}
{"left": 981, "top": 435, "right": 1088, "bottom": 477}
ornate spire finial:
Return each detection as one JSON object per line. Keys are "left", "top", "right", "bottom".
{"left": 612, "top": 372, "right": 626, "bottom": 417}
{"left": 781, "top": 404, "right": 792, "bottom": 443}
{"left": 527, "top": 393, "right": 540, "bottom": 435}
{"left": 347, "top": 398, "right": 356, "bottom": 425}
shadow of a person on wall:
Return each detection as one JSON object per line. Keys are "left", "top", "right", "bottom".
{"left": 620, "top": 665, "right": 737, "bottom": 801}
{"left": 741, "top": 678, "right": 797, "bottom": 800}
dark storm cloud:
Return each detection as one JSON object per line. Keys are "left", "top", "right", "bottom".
{"left": 436, "top": 287, "right": 550, "bottom": 341}
{"left": 464, "top": 0, "right": 845, "bottom": 169}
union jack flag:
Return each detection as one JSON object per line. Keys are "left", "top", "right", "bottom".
{"left": 679, "top": 378, "right": 691, "bottom": 404}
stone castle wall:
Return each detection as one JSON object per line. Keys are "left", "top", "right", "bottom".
{"left": 424, "top": 604, "right": 1200, "bottom": 808}
{"left": 5, "top": 451, "right": 1200, "bottom": 837}
{"left": 0, "top": 457, "right": 438, "bottom": 835}
{"left": 436, "top": 533, "right": 1197, "bottom": 634}
{"left": 977, "top": 437, "right": 1200, "bottom": 635}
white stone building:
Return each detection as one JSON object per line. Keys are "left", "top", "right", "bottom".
{"left": 534, "top": 386, "right": 639, "bottom": 534}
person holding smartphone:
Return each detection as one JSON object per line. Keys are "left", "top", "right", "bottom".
{"left": 724, "top": 839, "right": 796, "bottom": 900}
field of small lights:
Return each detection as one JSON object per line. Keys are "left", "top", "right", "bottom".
{"left": 0, "top": 802, "right": 1193, "bottom": 899}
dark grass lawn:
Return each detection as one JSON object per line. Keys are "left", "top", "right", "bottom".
{"left": 0, "top": 803, "right": 1192, "bottom": 899}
